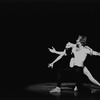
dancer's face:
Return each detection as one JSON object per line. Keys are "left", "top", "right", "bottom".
{"left": 76, "top": 35, "right": 87, "bottom": 47}
{"left": 76, "top": 39, "right": 82, "bottom": 47}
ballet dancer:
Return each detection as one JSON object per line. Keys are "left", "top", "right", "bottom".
{"left": 48, "top": 35, "right": 100, "bottom": 93}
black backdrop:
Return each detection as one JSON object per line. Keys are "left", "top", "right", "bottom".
{"left": 1, "top": 0, "right": 100, "bottom": 89}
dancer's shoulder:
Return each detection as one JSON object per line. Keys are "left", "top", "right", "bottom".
{"left": 85, "top": 46, "right": 92, "bottom": 50}
{"left": 84, "top": 46, "right": 93, "bottom": 54}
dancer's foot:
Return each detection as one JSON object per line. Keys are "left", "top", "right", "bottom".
{"left": 74, "top": 86, "right": 78, "bottom": 92}
{"left": 50, "top": 87, "right": 61, "bottom": 93}
{"left": 91, "top": 89, "right": 97, "bottom": 94}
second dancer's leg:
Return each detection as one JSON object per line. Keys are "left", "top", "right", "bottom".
{"left": 83, "top": 66, "right": 100, "bottom": 86}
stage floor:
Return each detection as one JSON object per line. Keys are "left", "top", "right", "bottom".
{"left": 25, "top": 82, "right": 100, "bottom": 100}
{"left": 0, "top": 82, "right": 100, "bottom": 100}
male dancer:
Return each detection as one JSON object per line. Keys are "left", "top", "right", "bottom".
{"left": 48, "top": 35, "right": 100, "bottom": 93}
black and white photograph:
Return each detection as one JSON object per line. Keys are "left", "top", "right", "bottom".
{"left": 1, "top": 0, "right": 100, "bottom": 100}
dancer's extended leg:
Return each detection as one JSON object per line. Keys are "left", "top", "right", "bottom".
{"left": 83, "top": 66, "right": 100, "bottom": 86}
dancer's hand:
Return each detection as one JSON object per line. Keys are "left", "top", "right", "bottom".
{"left": 48, "top": 47, "right": 56, "bottom": 53}
{"left": 48, "top": 63, "right": 54, "bottom": 69}
{"left": 64, "top": 49, "right": 67, "bottom": 56}
{"left": 65, "top": 42, "right": 69, "bottom": 48}
{"left": 98, "top": 53, "right": 100, "bottom": 56}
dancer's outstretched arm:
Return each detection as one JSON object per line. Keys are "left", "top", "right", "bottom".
{"left": 85, "top": 46, "right": 100, "bottom": 56}
{"left": 48, "top": 47, "right": 66, "bottom": 55}
{"left": 83, "top": 66, "right": 100, "bottom": 86}
{"left": 48, "top": 49, "right": 67, "bottom": 68}
{"left": 92, "top": 51, "right": 100, "bottom": 56}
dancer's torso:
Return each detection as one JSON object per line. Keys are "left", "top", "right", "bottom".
{"left": 70, "top": 45, "right": 88, "bottom": 67}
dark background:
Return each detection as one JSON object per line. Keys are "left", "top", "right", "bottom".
{"left": 1, "top": 0, "right": 100, "bottom": 90}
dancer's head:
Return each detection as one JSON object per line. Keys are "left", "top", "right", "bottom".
{"left": 76, "top": 35, "right": 87, "bottom": 46}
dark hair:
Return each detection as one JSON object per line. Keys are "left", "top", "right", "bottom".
{"left": 78, "top": 35, "right": 87, "bottom": 46}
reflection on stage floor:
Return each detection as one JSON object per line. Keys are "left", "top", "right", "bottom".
{"left": 0, "top": 82, "right": 100, "bottom": 100}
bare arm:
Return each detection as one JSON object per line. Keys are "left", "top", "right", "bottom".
{"left": 48, "top": 42, "right": 75, "bottom": 55}
{"left": 48, "top": 47, "right": 66, "bottom": 55}
{"left": 48, "top": 49, "right": 66, "bottom": 68}
{"left": 85, "top": 46, "right": 100, "bottom": 56}
{"left": 92, "top": 51, "right": 100, "bottom": 56}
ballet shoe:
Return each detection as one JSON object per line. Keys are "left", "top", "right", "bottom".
{"left": 50, "top": 87, "right": 61, "bottom": 93}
